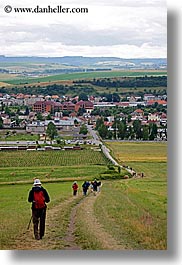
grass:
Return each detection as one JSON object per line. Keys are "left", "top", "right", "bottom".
{"left": 0, "top": 165, "right": 108, "bottom": 184}
{"left": 0, "top": 141, "right": 167, "bottom": 249}
{"left": 93, "top": 178, "right": 167, "bottom": 249}
{"left": 0, "top": 182, "right": 83, "bottom": 249}
{"left": 3, "top": 70, "right": 167, "bottom": 85}
{"left": 105, "top": 141, "right": 167, "bottom": 163}
{"left": 0, "top": 133, "right": 39, "bottom": 141}
{"left": 91, "top": 141, "right": 167, "bottom": 249}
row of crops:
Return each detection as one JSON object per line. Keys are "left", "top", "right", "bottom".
{"left": 0, "top": 149, "right": 110, "bottom": 168}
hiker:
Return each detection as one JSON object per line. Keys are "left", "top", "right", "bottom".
{"left": 131, "top": 169, "right": 136, "bottom": 177}
{"left": 82, "top": 181, "right": 90, "bottom": 196}
{"left": 92, "top": 179, "right": 98, "bottom": 195}
{"left": 97, "top": 181, "right": 102, "bottom": 192}
{"left": 72, "top": 181, "right": 78, "bottom": 196}
{"left": 90, "top": 181, "right": 94, "bottom": 192}
{"left": 28, "top": 178, "right": 50, "bottom": 240}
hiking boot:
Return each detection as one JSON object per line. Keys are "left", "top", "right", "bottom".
{"left": 35, "top": 235, "right": 40, "bottom": 240}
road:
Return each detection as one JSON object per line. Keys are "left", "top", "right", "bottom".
{"left": 86, "top": 125, "right": 101, "bottom": 145}
{"left": 86, "top": 125, "right": 119, "bottom": 166}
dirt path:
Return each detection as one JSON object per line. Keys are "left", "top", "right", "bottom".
{"left": 13, "top": 196, "right": 82, "bottom": 250}
{"left": 62, "top": 198, "right": 84, "bottom": 250}
{"left": 13, "top": 191, "right": 125, "bottom": 250}
{"left": 76, "top": 192, "right": 126, "bottom": 250}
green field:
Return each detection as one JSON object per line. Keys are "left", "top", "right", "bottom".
{"left": 0, "top": 182, "right": 81, "bottom": 249}
{"left": 0, "top": 132, "right": 39, "bottom": 141}
{"left": 2, "top": 70, "right": 167, "bottom": 85}
{"left": 91, "top": 141, "right": 167, "bottom": 249}
{"left": 0, "top": 142, "right": 167, "bottom": 250}
{"left": 0, "top": 149, "right": 110, "bottom": 184}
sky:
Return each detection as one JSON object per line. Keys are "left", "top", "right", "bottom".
{"left": 0, "top": 0, "right": 167, "bottom": 58}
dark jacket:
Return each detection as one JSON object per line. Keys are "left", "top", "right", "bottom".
{"left": 28, "top": 186, "right": 50, "bottom": 209}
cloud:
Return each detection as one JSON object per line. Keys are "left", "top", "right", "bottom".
{"left": 0, "top": 0, "right": 167, "bottom": 58}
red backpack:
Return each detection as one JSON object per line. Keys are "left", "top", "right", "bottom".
{"left": 33, "top": 190, "right": 45, "bottom": 209}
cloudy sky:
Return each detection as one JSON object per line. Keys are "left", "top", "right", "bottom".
{"left": 0, "top": 0, "right": 167, "bottom": 58}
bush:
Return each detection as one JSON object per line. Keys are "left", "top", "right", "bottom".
{"left": 107, "top": 165, "right": 115, "bottom": 170}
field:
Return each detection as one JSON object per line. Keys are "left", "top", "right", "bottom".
{"left": 1, "top": 70, "right": 167, "bottom": 86}
{"left": 0, "top": 131, "right": 39, "bottom": 141}
{"left": 105, "top": 141, "right": 167, "bottom": 164}
{"left": 94, "top": 141, "right": 167, "bottom": 249}
{"left": 0, "top": 142, "right": 167, "bottom": 250}
{"left": 0, "top": 149, "right": 110, "bottom": 184}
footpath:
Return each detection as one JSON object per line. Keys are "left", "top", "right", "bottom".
{"left": 13, "top": 191, "right": 125, "bottom": 250}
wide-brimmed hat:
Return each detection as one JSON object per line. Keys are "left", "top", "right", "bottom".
{"left": 33, "top": 178, "right": 41, "bottom": 186}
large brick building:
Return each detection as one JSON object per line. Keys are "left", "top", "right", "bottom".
{"left": 75, "top": 100, "right": 94, "bottom": 113}
{"left": 33, "top": 100, "right": 94, "bottom": 114}
{"left": 33, "top": 101, "right": 63, "bottom": 113}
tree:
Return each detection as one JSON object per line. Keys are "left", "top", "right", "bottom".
{"left": 36, "top": 112, "right": 44, "bottom": 121}
{"left": 46, "top": 122, "right": 57, "bottom": 141}
{"left": 0, "top": 102, "right": 4, "bottom": 112}
{"left": 133, "top": 120, "right": 142, "bottom": 139}
{"left": 128, "top": 126, "right": 135, "bottom": 140}
{"left": 112, "top": 119, "right": 125, "bottom": 139}
{"left": 74, "top": 119, "right": 79, "bottom": 126}
{"left": 25, "top": 106, "right": 30, "bottom": 116}
{"left": 112, "top": 93, "right": 120, "bottom": 102}
{"left": 98, "top": 124, "right": 108, "bottom": 139}
{"left": 117, "top": 121, "right": 126, "bottom": 140}
{"left": 77, "top": 107, "right": 86, "bottom": 116}
{"left": 78, "top": 93, "right": 88, "bottom": 101}
{"left": 0, "top": 117, "right": 3, "bottom": 129}
{"left": 79, "top": 124, "right": 88, "bottom": 135}
{"left": 143, "top": 126, "right": 149, "bottom": 140}
{"left": 95, "top": 117, "right": 104, "bottom": 130}
{"left": 128, "top": 114, "right": 132, "bottom": 123}
{"left": 5, "top": 106, "right": 11, "bottom": 116}
{"left": 46, "top": 114, "right": 52, "bottom": 120}
{"left": 149, "top": 123, "right": 158, "bottom": 140}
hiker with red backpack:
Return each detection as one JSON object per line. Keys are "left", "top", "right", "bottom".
{"left": 28, "top": 178, "right": 50, "bottom": 240}
{"left": 72, "top": 181, "right": 78, "bottom": 196}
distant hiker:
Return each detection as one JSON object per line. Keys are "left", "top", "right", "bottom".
{"left": 97, "top": 181, "right": 102, "bottom": 192}
{"left": 82, "top": 181, "right": 90, "bottom": 196}
{"left": 92, "top": 179, "right": 98, "bottom": 195}
{"left": 90, "top": 181, "right": 94, "bottom": 192}
{"left": 131, "top": 169, "right": 136, "bottom": 177}
{"left": 28, "top": 178, "right": 50, "bottom": 240}
{"left": 72, "top": 181, "right": 78, "bottom": 196}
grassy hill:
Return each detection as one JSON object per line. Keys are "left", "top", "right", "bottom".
{"left": 0, "top": 142, "right": 167, "bottom": 250}
{"left": 2, "top": 70, "right": 167, "bottom": 86}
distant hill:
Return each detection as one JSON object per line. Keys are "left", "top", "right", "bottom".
{"left": 0, "top": 55, "right": 167, "bottom": 69}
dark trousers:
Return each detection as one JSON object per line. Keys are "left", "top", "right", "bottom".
{"left": 83, "top": 188, "right": 88, "bottom": 195}
{"left": 73, "top": 190, "right": 78, "bottom": 196}
{"left": 32, "top": 208, "right": 46, "bottom": 239}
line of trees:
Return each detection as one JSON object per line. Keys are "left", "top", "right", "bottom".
{"left": 75, "top": 76, "right": 167, "bottom": 88}
{"left": 95, "top": 117, "right": 163, "bottom": 141}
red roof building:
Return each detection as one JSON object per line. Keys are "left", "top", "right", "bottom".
{"left": 147, "top": 100, "right": 167, "bottom": 106}
{"left": 62, "top": 102, "right": 75, "bottom": 111}
{"left": 33, "top": 101, "right": 62, "bottom": 113}
{"left": 75, "top": 100, "right": 94, "bottom": 112}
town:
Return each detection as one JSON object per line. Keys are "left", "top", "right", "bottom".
{"left": 0, "top": 87, "right": 167, "bottom": 147}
